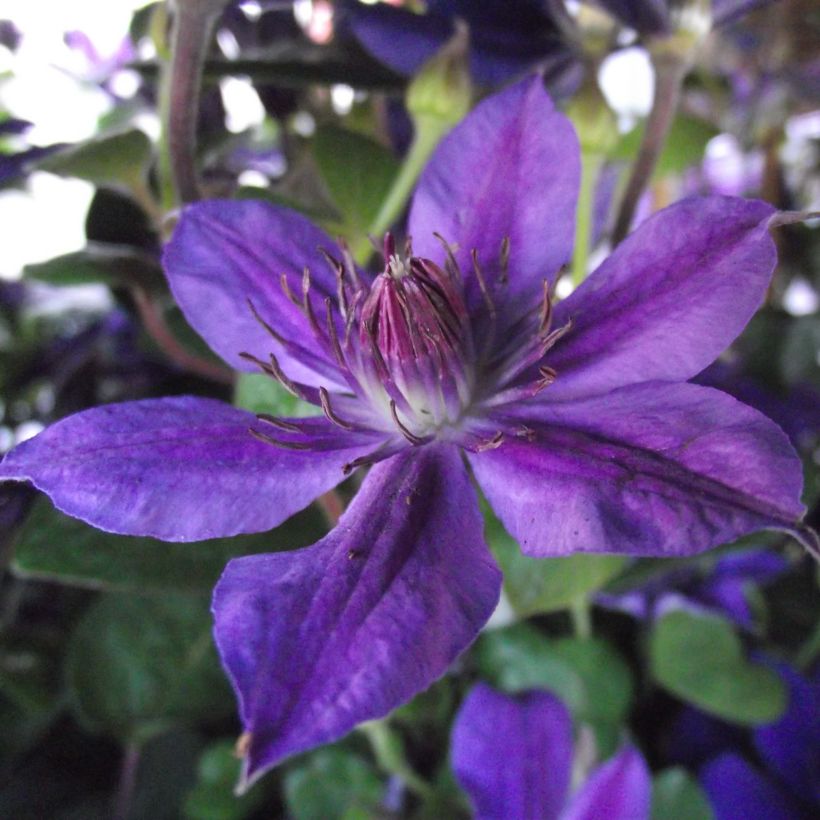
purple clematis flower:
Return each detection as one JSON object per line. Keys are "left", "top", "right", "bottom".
{"left": 596, "top": 546, "right": 788, "bottom": 629}
{"left": 668, "top": 662, "right": 818, "bottom": 818}
{"left": 452, "top": 683, "right": 651, "bottom": 820}
{"left": 0, "top": 76, "right": 814, "bottom": 787}
{"left": 343, "top": 0, "right": 576, "bottom": 88}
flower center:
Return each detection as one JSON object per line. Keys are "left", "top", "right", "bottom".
{"left": 357, "top": 236, "right": 474, "bottom": 438}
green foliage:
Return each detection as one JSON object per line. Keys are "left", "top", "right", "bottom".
{"left": 486, "top": 510, "right": 627, "bottom": 616}
{"left": 780, "top": 315, "right": 820, "bottom": 387}
{"left": 284, "top": 747, "right": 384, "bottom": 820}
{"left": 39, "top": 129, "right": 152, "bottom": 189}
{"left": 612, "top": 114, "right": 718, "bottom": 178}
{"left": 185, "top": 741, "right": 266, "bottom": 820}
{"left": 65, "top": 593, "right": 233, "bottom": 743}
{"left": 651, "top": 767, "right": 714, "bottom": 820}
{"left": 128, "top": 731, "right": 204, "bottom": 820}
{"left": 23, "top": 243, "right": 165, "bottom": 291}
{"left": 650, "top": 608, "right": 786, "bottom": 724}
{"left": 313, "top": 124, "right": 398, "bottom": 239}
{"left": 12, "top": 498, "right": 324, "bottom": 594}
{"left": 473, "top": 624, "right": 587, "bottom": 712}
{"left": 233, "top": 371, "right": 319, "bottom": 418}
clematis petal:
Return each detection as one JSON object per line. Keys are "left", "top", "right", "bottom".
{"left": 545, "top": 197, "right": 777, "bottom": 401}
{"left": 345, "top": 2, "right": 454, "bottom": 77}
{"left": 700, "top": 754, "right": 803, "bottom": 820}
{"left": 212, "top": 444, "right": 501, "bottom": 788}
{"left": 0, "top": 396, "right": 383, "bottom": 541}
{"left": 164, "top": 199, "right": 353, "bottom": 388}
{"left": 346, "top": 0, "right": 569, "bottom": 87}
{"left": 451, "top": 683, "right": 573, "bottom": 820}
{"left": 408, "top": 75, "right": 579, "bottom": 324}
{"left": 561, "top": 745, "right": 651, "bottom": 820}
{"left": 469, "top": 382, "right": 805, "bottom": 557}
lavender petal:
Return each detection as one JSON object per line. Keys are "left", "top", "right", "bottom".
{"left": 451, "top": 683, "right": 573, "bottom": 820}
{"left": 409, "top": 75, "right": 579, "bottom": 326}
{"left": 470, "top": 382, "right": 805, "bottom": 557}
{"left": 212, "top": 444, "right": 501, "bottom": 788}
{"left": 545, "top": 197, "right": 777, "bottom": 401}
{"left": 0, "top": 396, "right": 382, "bottom": 541}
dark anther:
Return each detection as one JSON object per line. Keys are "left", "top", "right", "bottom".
{"left": 471, "top": 248, "right": 497, "bottom": 319}
{"left": 476, "top": 431, "right": 505, "bottom": 451}
{"left": 389, "top": 399, "right": 430, "bottom": 445}
{"left": 247, "top": 298, "right": 285, "bottom": 343}
{"left": 499, "top": 236, "right": 510, "bottom": 284}
{"left": 256, "top": 413, "right": 302, "bottom": 433}
{"left": 319, "top": 387, "right": 356, "bottom": 431}
{"left": 248, "top": 427, "right": 312, "bottom": 450}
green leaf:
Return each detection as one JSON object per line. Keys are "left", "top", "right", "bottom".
{"left": 65, "top": 593, "right": 233, "bottom": 742}
{"left": 284, "top": 747, "right": 384, "bottom": 820}
{"left": 612, "top": 114, "right": 718, "bottom": 178}
{"left": 551, "top": 637, "right": 633, "bottom": 727}
{"left": 233, "top": 372, "right": 319, "bottom": 417}
{"left": 780, "top": 316, "right": 820, "bottom": 388}
{"left": 23, "top": 243, "right": 164, "bottom": 291}
{"left": 650, "top": 609, "right": 787, "bottom": 725}
{"left": 129, "top": 731, "right": 203, "bottom": 820}
{"left": 313, "top": 125, "right": 398, "bottom": 236}
{"left": 486, "top": 510, "right": 627, "bottom": 616}
{"left": 12, "top": 498, "right": 324, "bottom": 594}
{"left": 39, "top": 129, "right": 152, "bottom": 188}
{"left": 184, "top": 740, "right": 266, "bottom": 820}
{"left": 652, "top": 768, "right": 714, "bottom": 820}
{"left": 472, "top": 624, "right": 588, "bottom": 714}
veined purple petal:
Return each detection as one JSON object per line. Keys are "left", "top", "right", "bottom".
{"left": 561, "top": 746, "right": 651, "bottom": 820}
{"left": 451, "top": 684, "right": 573, "bottom": 820}
{"left": 409, "top": 75, "right": 579, "bottom": 326}
{"left": 544, "top": 197, "right": 776, "bottom": 401}
{"left": 164, "top": 199, "right": 352, "bottom": 389}
{"left": 700, "top": 754, "right": 804, "bottom": 820}
{"left": 0, "top": 397, "right": 383, "bottom": 541}
{"left": 212, "top": 445, "right": 500, "bottom": 788}
{"left": 469, "top": 382, "right": 805, "bottom": 557}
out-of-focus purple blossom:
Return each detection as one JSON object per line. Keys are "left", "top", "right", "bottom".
{"left": 597, "top": 546, "right": 788, "bottom": 629}
{"left": 0, "top": 119, "right": 65, "bottom": 187}
{"left": 64, "top": 30, "right": 137, "bottom": 98}
{"left": 0, "top": 76, "right": 812, "bottom": 788}
{"left": 693, "top": 134, "right": 765, "bottom": 197}
{"left": 699, "top": 662, "right": 819, "bottom": 818}
{"left": 696, "top": 360, "right": 820, "bottom": 450}
{"left": 0, "top": 19, "right": 21, "bottom": 52}
{"left": 451, "top": 683, "right": 651, "bottom": 820}
{"left": 343, "top": 0, "right": 577, "bottom": 88}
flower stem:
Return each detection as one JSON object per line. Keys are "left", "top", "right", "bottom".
{"left": 132, "top": 287, "right": 234, "bottom": 385}
{"left": 611, "top": 53, "right": 688, "bottom": 246}
{"left": 317, "top": 489, "right": 345, "bottom": 525}
{"left": 158, "top": 0, "right": 225, "bottom": 208}
{"left": 570, "top": 597, "right": 592, "bottom": 640}
{"left": 572, "top": 151, "right": 604, "bottom": 286}
{"left": 112, "top": 743, "right": 141, "bottom": 820}
{"left": 361, "top": 719, "right": 433, "bottom": 800}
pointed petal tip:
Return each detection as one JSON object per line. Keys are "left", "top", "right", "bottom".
{"left": 213, "top": 446, "right": 500, "bottom": 788}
